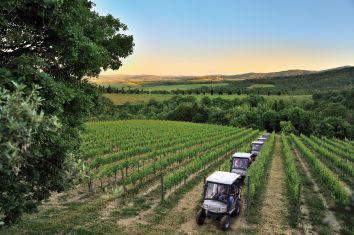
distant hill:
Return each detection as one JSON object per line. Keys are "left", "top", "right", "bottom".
{"left": 88, "top": 66, "right": 353, "bottom": 86}
{"left": 207, "top": 69, "right": 315, "bottom": 79}
{"left": 226, "top": 66, "right": 354, "bottom": 94}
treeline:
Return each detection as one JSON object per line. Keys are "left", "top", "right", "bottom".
{"left": 91, "top": 89, "right": 354, "bottom": 139}
{"left": 98, "top": 85, "right": 285, "bottom": 96}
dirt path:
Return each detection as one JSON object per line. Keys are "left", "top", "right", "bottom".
{"left": 293, "top": 148, "right": 342, "bottom": 234}
{"left": 258, "top": 135, "right": 298, "bottom": 235}
{"left": 153, "top": 181, "right": 204, "bottom": 234}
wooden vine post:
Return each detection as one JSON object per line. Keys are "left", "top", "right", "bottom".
{"left": 160, "top": 172, "right": 164, "bottom": 202}
{"left": 297, "top": 183, "right": 301, "bottom": 217}
{"left": 121, "top": 169, "right": 126, "bottom": 193}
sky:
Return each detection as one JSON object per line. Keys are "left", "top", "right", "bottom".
{"left": 94, "top": 0, "right": 354, "bottom": 76}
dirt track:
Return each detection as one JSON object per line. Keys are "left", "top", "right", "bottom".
{"left": 293, "top": 148, "right": 341, "bottom": 234}
{"left": 258, "top": 135, "right": 299, "bottom": 235}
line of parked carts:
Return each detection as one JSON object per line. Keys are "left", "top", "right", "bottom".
{"left": 195, "top": 133, "right": 270, "bottom": 231}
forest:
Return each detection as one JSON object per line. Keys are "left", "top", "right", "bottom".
{"left": 90, "top": 88, "right": 354, "bottom": 139}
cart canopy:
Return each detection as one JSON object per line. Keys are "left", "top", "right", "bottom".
{"left": 206, "top": 171, "right": 240, "bottom": 185}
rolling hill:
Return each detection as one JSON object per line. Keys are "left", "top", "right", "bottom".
{"left": 88, "top": 66, "right": 352, "bottom": 87}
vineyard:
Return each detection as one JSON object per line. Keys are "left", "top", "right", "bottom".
{"left": 2, "top": 120, "right": 353, "bottom": 235}
{"left": 79, "top": 120, "right": 260, "bottom": 195}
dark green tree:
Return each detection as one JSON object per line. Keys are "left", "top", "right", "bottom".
{"left": 0, "top": 0, "right": 133, "bottom": 224}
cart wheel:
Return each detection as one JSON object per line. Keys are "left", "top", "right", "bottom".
{"left": 219, "top": 215, "right": 230, "bottom": 231}
{"left": 196, "top": 208, "right": 206, "bottom": 225}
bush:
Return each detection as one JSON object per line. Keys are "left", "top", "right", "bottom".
{"left": 0, "top": 83, "right": 60, "bottom": 224}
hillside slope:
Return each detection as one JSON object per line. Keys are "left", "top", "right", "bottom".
{"left": 227, "top": 66, "right": 354, "bottom": 93}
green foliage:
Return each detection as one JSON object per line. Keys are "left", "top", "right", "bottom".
{"left": 321, "top": 136, "right": 354, "bottom": 157}
{"left": 0, "top": 0, "right": 134, "bottom": 224}
{"left": 100, "top": 89, "right": 354, "bottom": 139}
{"left": 280, "top": 121, "right": 295, "bottom": 135}
{"left": 300, "top": 135, "right": 354, "bottom": 179}
{"left": 80, "top": 120, "right": 255, "bottom": 191}
{"left": 77, "top": 160, "right": 95, "bottom": 192}
{"left": 96, "top": 127, "right": 242, "bottom": 179}
{"left": 313, "top": 117, "right": 351, "bottom": 139}
{"left": 0, "top": 83, "right": 60, "bottom": 224}
{"left": 290, "top": 134, "right": 349, "bottom": 205}
{"left": 163, "top": 130, "right": 259, "bottom": 190}
{"left": 0, "top": 0, "right": 133, "bottom": 79}
{"left": 281, "top": 133, "right": 300, "bottom": 225}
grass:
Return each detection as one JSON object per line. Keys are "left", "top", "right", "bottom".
{"left": 1, "top": 196, "right": 120, "bottom": 235}
{"left": 248, "top": 84, "right": 275, "bottom": 89}
{"left": 103, "top": 93, "right": 172, "bottom": 104}
{"left": 104, "top": 93, "right": 312, "bottom": 105}
{"left": 293, "top": 149, "right": 332, "bottom": 234}
{"left": 142, "top": 83, "right": 229, "bottom": 91}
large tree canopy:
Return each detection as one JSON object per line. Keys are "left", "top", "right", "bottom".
{"left": 0, "top": 0, "right": 133, "bottom": 79}
{"left": 0, "top": 0, "right": 133, "bottom": 224}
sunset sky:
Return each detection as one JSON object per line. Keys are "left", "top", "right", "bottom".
{"left": 94, "top": 0, "right": 354, "bottom": 76}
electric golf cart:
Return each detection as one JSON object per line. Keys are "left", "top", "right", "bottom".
{"left": 230, "top": 152, "right": 252, "bottom": 178}
{"left": 257, "top": 137, "right": 267, "bottom": 143}
{"left": 196, "top": 171, "right": 242, "bottom": 231}
{"left": 251, "top": 141, "right": 263, "bottom": 158}
{"left": 262, "top": 133, "right": 270, "bottom": 139}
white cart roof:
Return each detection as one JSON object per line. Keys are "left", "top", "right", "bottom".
{"left": 252, "top": 141, "right": 264, "bottom": 145}
{"left": 206, "top": 171, "right": 240, "bottom": 185}
{"left": 258, "top": 137, "right": 267, "bottom": 141}
{"left": 232, "top": 152, "right": 252, "bottom": 159}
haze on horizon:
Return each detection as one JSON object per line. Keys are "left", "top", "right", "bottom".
{"left": 94, "top": 0, "right": 354, "bottom": 76}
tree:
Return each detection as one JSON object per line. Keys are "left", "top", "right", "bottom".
{"left": 314, "top": 117, "right": 351, "bottom": 139}
{"left": 0, "top": 83, "right": 61, "bottom": 224}
{"left": 0, "top": 0, "right": 134, "bottom": 224}
{"left": 201, "top": 96, "right": 211, "bottom": 106}
{"left": 0, "top": 0, "right": 133, "bottom": 79}
{"left": 287, "top": 107, "right": 313, "bottom": 135}
{"left": 262, "top": 110, "right": 278, "bottom": 132}
{"left": 107, "top": 85, "right": 113, "bottom": 93}
{"left": 280, "top": 121, "right": 296, "bottom": 134}
{"left": 166, "top": 102, "right": 197, "bottom": 121}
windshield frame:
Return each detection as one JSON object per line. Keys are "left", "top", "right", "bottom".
{"left": 231, "top": 157, "right": 249, "bottom": 170}
{"left": 203, "top": 181, "right": 234, "bottom": 204}
{"left": 251, "top": 143, "right": 262, "bottom": 151}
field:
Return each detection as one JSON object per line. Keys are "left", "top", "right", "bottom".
{"left": 104, "top": 83, "right": 229, "bottom": 91}
{"left": 247, "top": 84, "right": 275, "bottom": 89}
{"left": 103, "top": 93, "right": 312, "bottom": 105}
{"left": 2, "top": 120, "right": 353, "bottom": 235}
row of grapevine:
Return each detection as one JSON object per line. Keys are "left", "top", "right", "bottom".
{"left": 290, "top": 134, "right": 350, "bottom": 205}
{"left": 91, "top": 127, "right": 239, "bottom": 168}
{"left": 122, "top": 129, "right": 255, "bottom": 187}
{"left": 82, "top": 120, "right": 232, "bottom": 159}
{"left": 80, "top": 120, "right": 255, "bottom": 192}
{"left": 95, "top": 128, "right": 248, "bottom": 178}
{"left": 244, "top": 132, "right": 275, "bottom": 205}
{"left": 309, "top": 136, "right": 354, "bottom": 163}
{"left": 300, "top": 135, "right": 354, "bottom": 179}
{"left": 281, "top": 133, "right": 300, "bottom": 222}
{"left": 163, "top": 130, "right": 260, "bottom": 190}
{"left": 320, "top": 136, "right": 354, "bottom": 157}
{"left": 330, "top": 137, "right": 354, "bottom": 150}
{"left": 84, "top": 124, "right": 218, "bottom": 160}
